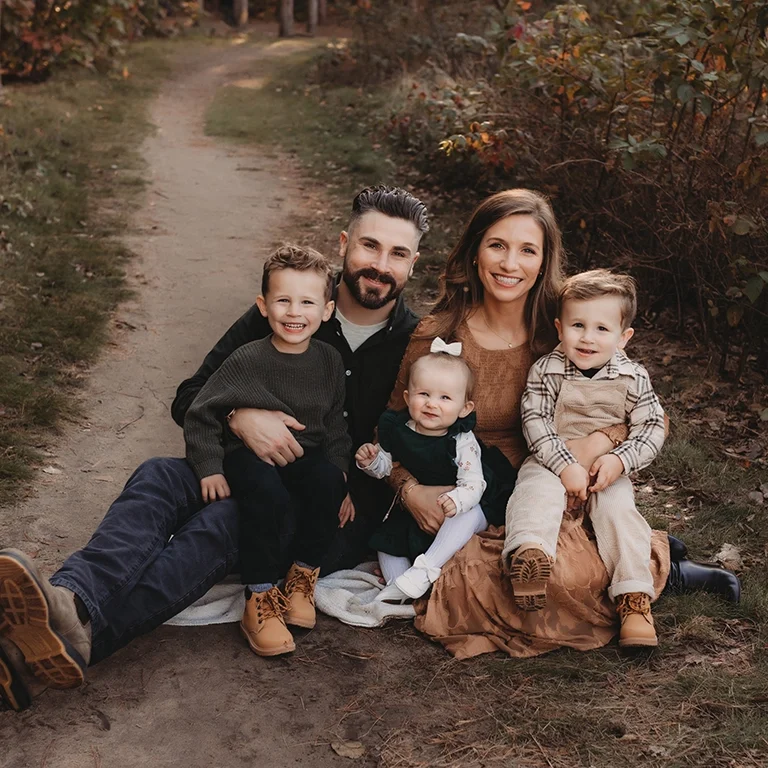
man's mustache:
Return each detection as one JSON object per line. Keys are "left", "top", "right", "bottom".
{"left": 352, "top": 268, "right": 397, "bottom": 289}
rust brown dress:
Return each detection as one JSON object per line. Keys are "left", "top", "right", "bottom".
{"left": 388, "top": 318, "right": 670, "bottom": 659}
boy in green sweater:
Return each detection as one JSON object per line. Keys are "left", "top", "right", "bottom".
{"left": 184, "top": 245, "right": 351, "bottom": 657}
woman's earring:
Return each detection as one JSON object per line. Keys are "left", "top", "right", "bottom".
{"left": 463, "top": 285, "right": 470, "bottom": 293}
{"left": 472, "top": 259, "right": 477, "bottom": 267}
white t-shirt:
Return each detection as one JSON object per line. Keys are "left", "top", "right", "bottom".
{"left": 336, "top": 308, "right": 388, "bottom": 352}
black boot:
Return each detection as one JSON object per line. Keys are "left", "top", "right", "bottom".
{"left": 663, "top": 559, "right": 741, "bottom": 603}
{"left": 667, "top": 534, "right": 688, "bottom": 562}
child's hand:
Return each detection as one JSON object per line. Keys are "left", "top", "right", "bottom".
{"left": 355, "top": 443, "right": 379, "bottom": 468}
{"left": 201, "top": 474, "right": 231, "bottom": 503}
{"left": 338, "top": 493, "right": 356, "bottom": 528}
{"left": 437, "top": 494, "right": 457, "bottom": 518}
{"left": 559, "top": 463, "right": 590, "bottom": 502}
{"left": 589, "top": 454, "right": 624, "bottom": 493}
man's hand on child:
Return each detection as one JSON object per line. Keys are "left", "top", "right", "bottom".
{"left": 201, "top": 474, "right": 231, "bottom": 503}
{"left": 338, "top": 493, "right": 356, "bottom": 528}
{"left": 437, "top": 494, "right": 457, "bottom": 518}
{"left": 559, "top": 463, "right": 590, "bottom": 502}
{"left": 588, "top": 454, "right": 624, "bottom": 492}
{"left": 355, "top": 443, "right": 379, "bottom": 468}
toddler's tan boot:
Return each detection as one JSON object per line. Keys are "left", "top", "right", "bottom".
{"left": 240, "top": 587, "right": 295, "bottom": 657}
{"left": 509, "top": 544, "right": 552, "bottom": 611}
{"left": 283, "top": 563, "right": 320, "bottom": 629}
{"left": 617, "top": 592, "right": 658, "bottom": 648}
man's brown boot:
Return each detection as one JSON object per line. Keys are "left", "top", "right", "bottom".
{"left": 0, "top": 549, "right": 91, "bottom": 688}
{"left": 283, "top": 563, "right": 320, "bottom": 629}
{"left": 0, "top": 635, "right": 49, "bottom": 711}
{"left": 617, "top": 592, "right": 658, "bottom": 648}
{"left": 240, "top": 587, "right": 295, "bottom": 657}
{"left": 509, "top": 544, "right": 552, "bottom": 611}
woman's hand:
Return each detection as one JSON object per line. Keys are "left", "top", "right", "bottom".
{"left": 402, "top": 484, "right": 454, "bottom": 535}
{"left": 227, "top": 408, "right": 305, "bottom": 466}
{"left": 565, "top": 431, "right": 613, "bottom": 471}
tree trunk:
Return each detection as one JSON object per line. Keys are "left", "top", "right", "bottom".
{"left": 233, "top": 0, "right": 248, "bottom": 28}
{"left": 306, "top": 0, "right": 318, "bottom": 35}
{"left": 318, "top": 0, "right": 327, "bottom": 25}
{"left": 278, "top": 0, "right": 294, "bottom": 37}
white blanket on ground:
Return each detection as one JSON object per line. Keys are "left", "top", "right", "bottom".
{"left": 166, "top": 562, "right": 415, "bottom": 628}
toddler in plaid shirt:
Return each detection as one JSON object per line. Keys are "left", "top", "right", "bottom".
{"left": 503, "top": 269, "right": 666, "bottom": 648}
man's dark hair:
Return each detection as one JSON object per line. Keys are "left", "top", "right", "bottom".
{"left": 349, "top": 185, "right": 429, "bottom": 240}
{"left": 261, "top": 244, "right": 334, "bottom": 300}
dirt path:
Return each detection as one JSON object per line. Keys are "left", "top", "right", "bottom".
{"left": 0, "top": 36, "right": 437, "bottom": 767}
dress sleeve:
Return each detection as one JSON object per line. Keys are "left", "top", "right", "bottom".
{"left": 444, "top": 432, "right": 487, "bottom": 515}
{"left": 357, "top": 447, "right": 394, "bottom": 479}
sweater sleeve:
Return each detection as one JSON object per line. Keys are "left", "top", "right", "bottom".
{"left": 171, "top": 305, "right": 272, "bottom": 428}
{"left": 322, "top": 352, "right": 352, "bottom": 474}
{"left": 183, "top": 346, "right": 288, "bottom": 479}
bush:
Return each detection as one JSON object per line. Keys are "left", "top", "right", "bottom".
{"left": 330, "top": 0, "right": 768, "bottom": 375}
{"left": 0, "top": 0, "right": 198, "bottom": 80}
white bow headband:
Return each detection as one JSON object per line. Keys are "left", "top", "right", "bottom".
{"left": 430, "top": 337, "right": 462, "bottom": 357}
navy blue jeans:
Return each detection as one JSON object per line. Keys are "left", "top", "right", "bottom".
{"left": 50, "top": 458, "right": 239, "bottom": 665}
{"left": 49, "top": 457, "right": 383, "bottom": 665}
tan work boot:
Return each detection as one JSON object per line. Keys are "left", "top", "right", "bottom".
{"left": 617, "top": 592, "right": 658, "bottom": 648}
{"left": 509, "top": 544, "right": 552, "bottom": 611}
{"left": 240, "top": 587, "right": 295, "bottom": 657}
{"left": 283, "top": 563, "right": 320, "bottom": 629}
{"left": 0, "top": 550, "right": 91, "bottom": 688}
{"left": 0, "top": 635, "right": 49, "bottom": 711}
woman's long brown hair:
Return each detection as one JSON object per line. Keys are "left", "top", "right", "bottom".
{"left": 424, "top": 189, "right": 565, "bottom": 357}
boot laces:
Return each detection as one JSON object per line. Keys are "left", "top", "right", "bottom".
{"left": 285, "top": 567, "right": 316, "bottom": 603}
{"left": 256, "top": 588, "right": 290, "bottom": 621}
{"left": 617, "top": 592, "right": 650, "bottom": 618}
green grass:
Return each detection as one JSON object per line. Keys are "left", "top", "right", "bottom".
{"left": 0, "top": 43, "right": 170, "bottom": 504}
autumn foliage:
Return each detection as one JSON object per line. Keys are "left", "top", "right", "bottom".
{"left": 0, "top": 0, "right": 198, "bottom": 80}
{"left": 327, "top": 0, "right": 768, "bottom": 374}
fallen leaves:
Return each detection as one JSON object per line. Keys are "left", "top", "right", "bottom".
{"left": 330, "top": 740, "right": 366, "bottom": 759}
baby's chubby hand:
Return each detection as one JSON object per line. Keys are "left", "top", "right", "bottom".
{"left": 201, "top": 474, "right": 231, "bottom": 503}
{"left": 437, "top": 494, "right": 457, "bottom": 518}
{"left": 355, "top": 443, "right": 379, "bottom": 468}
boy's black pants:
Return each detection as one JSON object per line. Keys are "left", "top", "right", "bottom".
{"left": 223, "top": 447, "right": 346, "bottom": 585}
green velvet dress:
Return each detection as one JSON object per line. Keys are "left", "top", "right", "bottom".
{"left": 368, "top": 408, "right": 518, "bottom": 560}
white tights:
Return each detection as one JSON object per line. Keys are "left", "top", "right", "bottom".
{"left": 378, "top": 504, "right": 488, "bottom": 584}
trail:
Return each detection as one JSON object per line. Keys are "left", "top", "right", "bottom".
{"left": 0, "top": 34, "right": 431, "bottom": 767}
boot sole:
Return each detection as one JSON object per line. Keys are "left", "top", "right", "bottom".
{"left": 239, "top": 624, "right": 296, "bottom": 657}
{"left": 0, "top": 552, "right": 86, "bottom": 689}
{"left": 0, "top": 642, "right": 31, "bottom": 712}
{"left": 284, "top": 615, "right": 315, "bottom": 629}
{"left": 510, "top": 554, "right": 551, "bottom": 612}
{"left": 619, "top": 636, "right": 659, "bottom": 648}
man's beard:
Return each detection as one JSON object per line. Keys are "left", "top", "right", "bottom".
{"left": 342, "top": 266, "right": 405, "bottom": 310}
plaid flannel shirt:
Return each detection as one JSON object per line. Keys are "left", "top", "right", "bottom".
{"left": 521, "top": 345, "right": 666, "bottom": 476}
